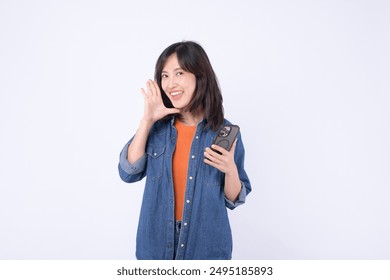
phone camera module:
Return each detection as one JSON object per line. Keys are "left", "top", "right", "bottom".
{"left": 219, "top": 126, "right": 231, "bottom": 137}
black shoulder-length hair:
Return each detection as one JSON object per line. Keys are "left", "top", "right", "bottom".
{"left": 154, "top": 41, "right": 224, "bottom": 131}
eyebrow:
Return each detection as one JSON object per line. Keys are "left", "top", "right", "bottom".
{"left": 162, "top": 67, "right": 183, "bottom": 73}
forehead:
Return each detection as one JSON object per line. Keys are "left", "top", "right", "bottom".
{"left": 162, "top": 53, "right": 181, "bottom": 71}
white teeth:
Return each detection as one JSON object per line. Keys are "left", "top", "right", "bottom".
{"left": 171, "top": 91, "right": 182, "bottom": 96}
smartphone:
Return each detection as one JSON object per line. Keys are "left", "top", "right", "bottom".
{"left": 212, "top": 124, "right": 240, "bottom": 153}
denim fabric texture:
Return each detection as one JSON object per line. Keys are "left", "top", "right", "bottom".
{"left": 173, "top": 220, "right": 181, "bottom": 259}
{"left": 118, "top": 117, "right": 251, "bottom": 260}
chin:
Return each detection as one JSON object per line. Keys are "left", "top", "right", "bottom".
{"left": 171, "top": 103, "right": 184, "bottom": 110}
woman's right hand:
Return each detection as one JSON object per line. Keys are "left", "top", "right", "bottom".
{"left": 140, "top": 79, "right": 180, "bottom": 123}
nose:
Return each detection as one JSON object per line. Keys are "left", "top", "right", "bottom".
{"left": 166, "top": 76, "right": 178, "bottom": 90}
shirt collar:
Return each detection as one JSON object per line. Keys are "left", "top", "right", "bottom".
{"left": 170, "top": 115, "right": 207, "bottom": 129}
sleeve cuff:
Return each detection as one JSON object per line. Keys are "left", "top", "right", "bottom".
{"left": 119, "top": 142, "right": 146, "bottom": 175}
{"left": 225, "top": 181, "right": 247, "bottom": 210}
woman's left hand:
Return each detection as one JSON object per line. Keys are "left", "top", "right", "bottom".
{"left": 203, "top": 140, "right": 238, "bottom": 174}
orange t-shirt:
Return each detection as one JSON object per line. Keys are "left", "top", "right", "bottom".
{"left": 173, "top": 120, "right": 196, "bottom": 221}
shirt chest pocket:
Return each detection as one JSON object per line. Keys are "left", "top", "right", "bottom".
{"left": 203, "top": 135, "right": 224, "bottom": 187}
{"left": 203, "top": 164, "right": 224, "bottom": 187}
{"left": 146, "top": 144, "right": 165, "bottom": 181}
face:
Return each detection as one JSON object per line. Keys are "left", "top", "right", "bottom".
{"left": 161, "top": 53, "right": 196, "bottom": 110}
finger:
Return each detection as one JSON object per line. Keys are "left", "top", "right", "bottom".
{"left": 204, "top": 157, "right": 224, "bottom": 172}
{"left": 203, "top": 149, "right": 213, "bottom": 161}
{"left": 208, "top": 146, "right": 225, "bottom": 160}
{"left": 204, "top": 157, "right": 212, "bottom": 165}
{"left": 140, "top": 87, "right": 148, "bottom": 98}
{"left": 151, "top": 80, "right": 161, "bottom": 96}
{"left": 210, "top": 144, "right": 227, "bottom": 155}
{"left": 204, "top": 157, "right": 217, "bottom": 167}
{"left": 204, "top": 148, "right": 223, "bottom": 163}
{"left": 148, "top": 80, "right": 159, "bottom": 97}
{"left": 231, "top": 139, "right": 238, "bottom": 153}
{"left": 146, "top": 80, "right": 153, "bottom": 96}
{"left": 146, "top": 80, "right": 152, "bottom": 96}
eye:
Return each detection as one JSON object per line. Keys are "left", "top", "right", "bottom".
{"left": 161, "top": 74, "right": 168, "bottom": 79}
{"left": 176, "top": 71, "right": 184, "bottom": 76}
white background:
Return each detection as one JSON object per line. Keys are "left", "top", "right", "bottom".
{"left": 0, "top": 0, "right": 389, "bottom": 259}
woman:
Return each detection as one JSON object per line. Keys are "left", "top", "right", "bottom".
{"left": 118, "top": 41, "right": 251, "bottom": 260}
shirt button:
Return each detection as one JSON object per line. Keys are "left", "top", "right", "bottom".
{"left": 195, "top": 135, "right": 199, "bottom": 139}
{"left": 153, "top": 153, "right": 157, "bottom": 156}
{"left": 191, "top": 155, "right": 195, "bottom": 159}
{"left": 184, "top": 222, "right": 188, "bottom": 226}
{"left": 189, "top": 176, "right": 193, "bottom": 180}
{"left": 181, "top": 244, "right": 184, "bottom": 247}
{"left": 186, "top": 200, "right": 190, "bottom": 203}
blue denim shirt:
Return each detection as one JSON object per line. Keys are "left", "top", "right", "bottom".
{"left": 118, "top": 117, "right": 251, "bottom": 260}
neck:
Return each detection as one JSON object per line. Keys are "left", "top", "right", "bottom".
{"left": 178, "top": 112, "right": 203, "bottom": 126}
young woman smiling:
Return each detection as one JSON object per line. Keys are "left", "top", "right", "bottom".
{"left": 118, "top": 41, "right": 251, "bottom": 260}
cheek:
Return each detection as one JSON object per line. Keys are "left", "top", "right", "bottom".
{"left": 184, "top": 77, "right": 196, "bottom": 92}
{"left": 190, "top": 77, "right": 197, "bottom": 91}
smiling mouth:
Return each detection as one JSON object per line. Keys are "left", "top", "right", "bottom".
{"left": 170, "top": 91, "right": 183, "bottom": 96}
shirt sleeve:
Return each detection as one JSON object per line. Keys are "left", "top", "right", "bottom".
{"left": 224, "top": 131, "right": 252, "bottom": 210}
{"left": 118, "top": 140, "right": 147, "bottom": 183}
{"left": 224, "top": 181, "right": 248, "bottom": 210}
